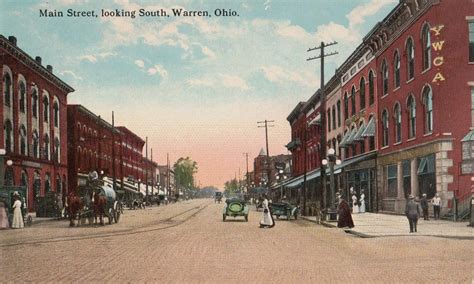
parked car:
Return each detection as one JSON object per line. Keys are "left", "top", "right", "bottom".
{"left": 222, "top": 197, "right": 249, "bottom": 222}
{"left": 270, "top": 202, "right": 299, "bottom": 220}
{"left": 215, "top": 192, "right": 223, "bottom": 203}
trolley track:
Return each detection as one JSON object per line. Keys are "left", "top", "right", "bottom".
{"left": 0, "top": 201, "right": 210, "bottom": 248}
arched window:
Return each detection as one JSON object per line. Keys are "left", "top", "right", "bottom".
{"left": 382, "top": 110, "right": 389, "bottom": 147}
{"left": 19, "top": 81, "right": 26, "bottom": 113}
{"left": 336, "top": 100, "right": 341, "bottom": 127}
{"left": 327, "top": 108, "right": 331, "bottom": 131}
{"left": 422, "top": 24, "right": 431, "bottom": 71}
{"left": 32, "top": 89, "right": 38, "bottom": 118}
{"left": 406, "top": 38, "right": 415, "bottom": 80}
{"left": 44, "top": 134, "right": 50, "bottom": 160}
{"left": 56, "top": 174, "right": 61, "bottom": 195}
{"left": 394, "top": 103, "right": 402, "bottom": 143}
{"left": 54, "top": 137, "right": 60, "bottom": 163}
{"left": 332, "top": 106, "right": 336, "bottom": 130}
{"left": 4, "top": 120, "right": 13, "bottom": 153}
{"left": 394, "top": 51, "right": 400, "bottom": 88}
{"left": 53, "top": 101, "right": 59, "bottom": 127}
{"left": 20, "top": 125, "right": 27, "bottom": 155}
{"left": 45, "top": 173, "right": 51, "bottom": 192}
{"left": 32, "top": 130, "right": 39, "bottom": 158}
{"left": 369, "top": 70, "right": 375, "bottom": 105}
{"left": 422, "top": 86, "right": 433, "bottom": 133}
{"left": 43, "top": 95, "right": 49, "bottom": 122}
{"left": 407, "top": 95, "right": 416, "bottom": 138}
{"left": 382, "top": 59, "right": 389, "bottom": 95}
{"left": 344, "top": 92, "right": 349, "bottom": 120}
{"left": 3, "top": 73, "right": 11, "bottom": 107}
{"left": 360, "top": 77, "right": 366, "bottom": 110}
{"left": 351, "top": 86, "right": 356, "bottom": 115}
{"left": 368, "top": 115, "right": 375, "bottom": 151}
{"left": 21, "top": 170, "right": 28, "bottom": 187}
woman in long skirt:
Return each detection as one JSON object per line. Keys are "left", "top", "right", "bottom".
{"left": 0, "top": 198, "right": 9, "bottom": 229}
{"left": 259, "top": 194, "right": 275, "bottom": 228}
{"left": 11, "top": 195, "right": 24, "bottom": 229}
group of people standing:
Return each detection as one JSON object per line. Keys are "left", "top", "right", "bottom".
{"left": 0, "top": 191, "right": 24, "bottom": 229}
{"left": 350, "top": 187, "right": 366, "bottom": 214}
{"left": 405, "top": 193, "right": 442, "bottom": 233}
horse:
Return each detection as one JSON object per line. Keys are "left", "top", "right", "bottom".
{"left": 67, "top": 194, "right": 84, "bottom": 227}
{"left": 92, "top": 192, "right": 107, "bottom": 226}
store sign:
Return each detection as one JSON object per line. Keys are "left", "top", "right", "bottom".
{"left": 431, "top": 25, "right": 445, "bottom": 84}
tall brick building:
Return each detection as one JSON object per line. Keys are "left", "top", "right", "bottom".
{"left": 1, "top": 35, "right": 74, "bottom": 210}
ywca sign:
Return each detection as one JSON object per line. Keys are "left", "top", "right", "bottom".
{"left": 431, "top": 25, "right": 445, "bottom": 84}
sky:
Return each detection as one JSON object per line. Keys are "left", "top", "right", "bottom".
{"left": 0, "top": 0, "right": 397, "bottom": 188}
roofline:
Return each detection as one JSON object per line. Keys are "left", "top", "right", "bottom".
{"left": 116, "top": 126, "right": 145, "bottom": 144}
{"left": 69, "top": 104, "right": 121, "bottom": 134}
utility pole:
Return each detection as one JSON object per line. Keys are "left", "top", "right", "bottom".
{"left": 145, "top": 136, "right": 148, "bottom": 205}
{"left": 257, "top": 120, "right": 274, "bottom": 186}
{"left": 151, "top": 147, "right": 153, "bottom": 196}
{"left": 307, "top": 41, "right": 338, "bottom": 213}
{"left": 111, "top": 111, "right": 116, "bottom": 191}
{"left": 243, "top": 152, "right": 249, "bottom": 192}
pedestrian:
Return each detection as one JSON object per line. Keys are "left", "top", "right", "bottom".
{"left": 351, "top": 191, "right": 359, "bottom": 214}
{"left": 359, "top": 189, "right": 366, "bottom": 213}
{"left": 259, "top": 194, "right": 275, "bottom": 228}
{"left": 420, "top": 193, "right": 429, "bottom": 220}
{"left": 0, "top": 197, "right": 9, "bottom": 229}
{"left": 11, "top": 192, "right": 24, "bottom": 229}
{"left": 405, "top": 195, "right": 419, "bottom": 233}
{"left": 337, "top": 194, "right": 354, "bottom": 229}
{"left": 56, "top": 194, "right": 63, "bottom": 219}
{"left": 431, "top": 193, "right": 441, "bottom": 220}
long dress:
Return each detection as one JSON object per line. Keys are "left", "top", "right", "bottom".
{"left": 352, "top": 194, "right": 359, "bottom": 214}
{"left": 337, "top": 199, "right": 354, "bottom": 228}
{"left": 259, "top": 199, "right": 275, "bottom": 228}
{"left": 0, "top": 201, "right": 9, "bottom": 229}
{"left": 359, "top": 194, "right": 366, "bottom": 213}
{"left": 11, "top": 200, "right": 24, "bottom": 229}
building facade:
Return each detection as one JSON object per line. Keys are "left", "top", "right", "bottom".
{"left": 1, "top": 35, "right": 74, "bottom": 211}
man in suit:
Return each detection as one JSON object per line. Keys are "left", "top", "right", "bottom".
{"left": 405, "top": 195, "right": 420, "bottom": 233}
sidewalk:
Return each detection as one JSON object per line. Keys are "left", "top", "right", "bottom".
{"left": 301, "top": 212, "right": 474, "bottom": 239}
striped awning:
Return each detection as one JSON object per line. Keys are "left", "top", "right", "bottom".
{"left": 341, "top": 127, "right": 357, "bottom": 146}
{"left": 361, "top": 117, "right": 375, "bottom": 137}
{"left": 339, "top": 130, "right": 352, "bottom": 148}
{"left": 353, "top": 123, "right": 366, "bottom": 141}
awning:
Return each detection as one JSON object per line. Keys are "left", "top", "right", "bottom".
{"left": 308, "top": 113, "right": 321, "bottom": 126}
{"left": 286, "top": 138, "right": 301, "bottom": 151}
{"left": 285, "top": 176, "right": 304, "bottom": 188}
{"left": 353, "top": 123, "right": 366, "bottom": 141}
{"left": 361, "top": 117, "right": 375, "bottom": 137}
{"left": 342, "top": 127, "right": 358, "bottom": 146}
{"left": 333, "top": 152, "right": 377, "bottom": 172}
{"left": 339, "top": 130, "right": 352, "bottom": 148}
{"left": 461, "top": 129, "right": 474, "bottom": 142}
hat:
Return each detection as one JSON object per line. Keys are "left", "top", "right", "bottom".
{"left": 422, "top": 193, "right": 427, "bottom": 197}
{"left": 408, "top": 195, "right": 414, "bottom": 199}
{"left": 13, "top": 191, "right": 20, "bottom": 196}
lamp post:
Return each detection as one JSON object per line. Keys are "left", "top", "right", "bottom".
{"left": 275, "top": 169, "right": 287, "bottom": 200}
{"left": 322, "top": 148, "right": 341, "bottom": 221}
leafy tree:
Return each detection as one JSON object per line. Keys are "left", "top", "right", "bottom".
{"left": 224, "top": 178, "right": 239, "bottom": 196}
{"left": 173, "top": 157, "right": 198, "bottom": 193}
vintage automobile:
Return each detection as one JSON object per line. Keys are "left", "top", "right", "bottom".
{"left": 270, "top": 202, "right": 299, "bottom": 220}
{"left": 214, "top": 192, "right": 223, "bottom": 203}
{"left": 222, "top": 197, "right": 249, "bottom": 222}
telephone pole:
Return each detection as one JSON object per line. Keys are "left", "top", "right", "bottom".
{"left": 307, "top": 41, "right": 338, "bottom": 214}
{"left": 243, "top": 152, "right": 249, "bottom": 191}
{"left": 257, "top": 120, "right": 274, "bottom": 186}
{"left": 111, "top": 111, "right": 116, "bottom": 191}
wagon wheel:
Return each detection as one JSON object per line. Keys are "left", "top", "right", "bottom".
{"left": 114, "top": 202, "right": 121, "bottom": 223}
{"left": 108, "top": 208, "right": 114, "bottom": 224}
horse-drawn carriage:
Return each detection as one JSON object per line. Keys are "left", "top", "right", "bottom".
{"left": 68, "top": 173, "right": 122, "bottom": 226}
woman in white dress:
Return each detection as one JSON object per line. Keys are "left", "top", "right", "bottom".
{"left": 0, "top": 198, "right": 9, "bottom": 229}
{"left": 11, "top": 194, "right": 24, "bottom": 229}
{"left": 352, "top": 193, "right": 359, "bottom": 214}
{"left": 259, "top": 194, "right": 275, "bottom": 228}
{"left": 359, "top": 190, "right": 366, "bottom": 213}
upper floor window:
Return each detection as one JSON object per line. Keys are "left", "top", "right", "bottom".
{"left": 422, "top": 24, "right": 431, "bottom": 70}
{"left": 32, "top": 90, "right": 38, "bottom": 118}
{"left": 382, "top": 60, "right": 389, "bottom": 95}
{"left": 422, "top": 86, "right": 433, "bottom": 134}
{"left": 382, "top": 110, "right": 389, "bottom": 147}
{"left": 351, "top": 86, "right": 356, "bottom": 115}
{"left": 20, "top": 125, "right": 27, "bottom": 155}
{"left": 332, "top": 106, "right": 336, "bottom": 130}
{"left": 407, "top": 95, "right": 416, "bottom": 138}
{"left": 43, "top": 96, "right": 49, "bottom": 122}
{"left": 360, "top": 77, "right": 366, "bottom": 110}
{"left": 394, "top": 51, "right": 400, "bottom": 88}
{"left": 32, "top": 130, "right": 39, "bottom": 158}
{"left": 327, "top": 109, "right": 331, "bottom": 132}
{"left": 3, "top": 73, "right": 11, "bottom": 107}
{"left": 53, "top": 102, "right": 59, "bottom": 127}
{"left": 406, "top": 38, "right": 415, "bottom": 80}
{"left": 369, "top": 70, "right": 375, "bottom": 105}
{"left": 344, "top": 92, "right": 349, "bottom": 120}
{"left": 19, "top": 81, "right": 26, "bottom": 113}
{"left": 4, "top": 120, "right": 12, "bottom": 152}
{"left": 394, "top": 103, "right": 402, "bottom": 143}
{"left": 44, "top": 134, "right": 50, "bottom": 160}
{"left": 336, "top": 100, "right": 341, "bottom": 127}
{"left": 469, "top": 22, "right": 474, "bottom": 62}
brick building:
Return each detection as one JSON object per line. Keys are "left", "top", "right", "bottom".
{"left": 1, "top": 35, "right": 74, "bottom": 211}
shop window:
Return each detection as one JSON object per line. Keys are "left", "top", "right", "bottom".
{"left": 422, "top": 23, "right": 431, "bottom": 70}
{"left": 387, "top": 165, "right": 397, "bottom": 197}
{"left": 369, "top": 70, "right": 375, "bottom": 105}
{"left": 360, "top": 77, "right": 366, "bottom": 110}
{"left": 406, "top": 38, "right": 415, "bottom": 80}
{"left": 394, "top": 51, "right": 400, "bottom": 88}
{"left": 402, "top": 160, "right": 411, "bottom": 198}
{"left": 417, "top": 154, "right": 436, "bottom": 198}
{"left": 408, "top": 95, "right": 416, "bottom": 138}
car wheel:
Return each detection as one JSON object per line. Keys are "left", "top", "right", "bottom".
{"left": 223, "top": 214, "right": 226, "bottom": 222}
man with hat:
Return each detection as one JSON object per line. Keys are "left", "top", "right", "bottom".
{"left": 405, "top": 195, "right": 420, "bottom": 233}
{"left": 420, "top": 193, "right": 429, "bottom": 220}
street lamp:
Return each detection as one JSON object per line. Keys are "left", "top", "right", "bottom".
{"left": 322, "top": 148, "right": 341, "bottom": 221}
{"left": 275, "top": 169, "right": 287, "bottom": 200}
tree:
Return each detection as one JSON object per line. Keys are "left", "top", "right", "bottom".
{"left": 224, "top": 178, "right": 239, "bottom": 196}
{"left": 173, "top": 157, "right": 198, "bottom": 194}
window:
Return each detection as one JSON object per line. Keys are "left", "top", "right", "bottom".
{"left": 44, "top": 134, "right": 50, "bottom": 160}
{"left": 394, "top": 103, "right": 401, "bottom": 143}
{"left": 3, "top": 73, "right": 11, "bottom": 107}
{"left": 406, "top": 38, "right": 415, "bottom": 80}
{"left": 19, "top": 81, "right": 26, "bottom": 113}
{"left": 351, "top": 86, "right": 356, "bottom": 115}
{"left": 394, "top": 51, "right": 400, "bottom": 88}
{"left": 53, "top": 102, "right": 59, "bottom": 127}
{"left": 332, "top": 106, "right": 336, "bottom": 130}
{"left": 369, "top": 71, "right": 375, "bottom": 105}
{"left": 327, "top": 109, "right": 331, "bottom": 132}
{"left": 43, "top": 96, "right": 49, "bottom": 122}
{"left": 360, "top": 77, "right": 366, "bottom": 110}
{"left": 470, "top": 22, "right": 474, "bottom": 62}
{"left": 382, "top": 110, "right": 389, "bottom": 147}
{"left": 4, "top": 120, "right": 12, "bottom": 153}
{"left": 45, "top": 174, "right": 51, "bottom": 192}
{"left": 344, "top": 92, "right": 349, "bottom": 120}
{"left": 368, "top": 116, "right": 375, "bottom": 151}
{"left": 337, "top": 100, "right": 341, "bottom": 127}
{"left": 417, "top": 154, "right": 436, "bottom": 198}
{"left": 408, "top": 95, "right": 416, "bottom": 138}
{"left": 359, "top": 122, "right": 365, "bottom": 154}
{"left": 32, "top": 130, "right": 39, "bottom": 158}
{"left": 423, "top": 86, "right": 433, "bottom": 133}
{"left": 20, "top": 125, "right": 27, "bottom": 155}
{"left": 402, "top": 160, "right": 411, "bottom": 198}
{"left": 32, "top": 90, "right": 38, "bottom": 118}
{"left": 382, "top": 60, "right": 388, "bottom": 95}
{"left": 387, "top": 164, "right": 397, "bottom": 197}
{"left": 54, "top": 137, "right": 60, "bottom": 163}
{"left": 422, "top": 24, "right": 431, "bottom": 70}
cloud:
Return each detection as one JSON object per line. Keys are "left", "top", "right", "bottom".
{"left": 261, "top": 65, "right": 315, "bottom": 87}
{"left": 147, "top": 64, "right": 168, "bottom": 77}
{"left": 200, "top": 46, "right": 216, "bottom": 59}
{"left": 187, "top": 79, "right": 213, "bottom": 87}
{"left": 79, "top": 52, "right": 117, "bottom": 64}
{"left": 79, "top": 55, "right": 97, "bottom": 63}
{"left": 219, "top": 74, "right": 250, "bottom": 91}
{"left": 134, "top": 59, "right": 145, "bottom": 68}
{"left": 264, "top": 0, "right": 271, "bottom": 10}
{"left": 59, "top": 70, "right": 83, "bottom": 80}
{"left": 347, "top": 0, "right": 397, "bottom": 27}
